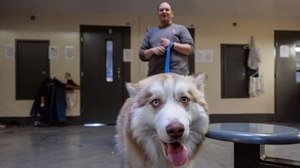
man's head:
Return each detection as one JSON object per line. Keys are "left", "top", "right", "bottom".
{"left": 157, "top": 2, "right": 173, "bottom": 27}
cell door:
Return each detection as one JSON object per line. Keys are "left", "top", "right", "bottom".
{"left": 221, "top": 44, "right": 249, "bottom": 98}
{"left": 80, "top": 26, "right": 130, "bottom": 125}
{"left": 275, "top": 31, "right": 300, "bottom": 122}
{"left": 187, "top": 28, "right": 195, "bottom": 75}
{"left": 16, "top": 40, "right": 50, "bottom": 100}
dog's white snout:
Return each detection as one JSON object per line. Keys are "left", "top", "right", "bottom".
{"left": 166, "top": 122, "right": 185, "bottom": 140}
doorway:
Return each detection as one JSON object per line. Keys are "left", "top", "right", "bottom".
{"left": 16, "top": 40, "right": 50, "bottom": 100}
{"left": 80, "top": 25, "right": 130, "bottom": 125}
{"left": 221, "top": 44, "right": 249, "bottom": 98}
{"left": 275, "top": 30, "right": 300, "bottom": 122}
{"left": 187, "top": 28, "right": 195, "bottom": 75}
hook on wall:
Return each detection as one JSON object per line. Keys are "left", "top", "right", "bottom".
{"left": 30, "top": 15, "right": 36, "bottom": 21}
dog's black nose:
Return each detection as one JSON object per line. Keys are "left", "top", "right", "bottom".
{"left": 166, "top": 122, "right": 184, "bottom": 139}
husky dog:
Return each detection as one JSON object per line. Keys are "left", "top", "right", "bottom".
{"left": 116, "top": 73, "right": 209, "bottom": 168}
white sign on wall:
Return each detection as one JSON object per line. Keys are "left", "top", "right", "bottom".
{"left": 4, "top": 44, "right": 15, "bottom": 59}
{"left": 49, "top": 46, "right": 59, "bottom": 60}
{"left": 65, "top": 46, "right": 75, "bottom": 60}
{"left": 195, "top": 49, "right": 214, "bottom": 62}
{"left": 123, "top": 49, "right": 132, "bottom": 62}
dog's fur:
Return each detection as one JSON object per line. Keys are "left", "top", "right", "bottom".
{"left": 116, "top": 73, "right": 209, "bottom": 168}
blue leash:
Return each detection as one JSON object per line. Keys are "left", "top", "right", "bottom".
{"left": 164, "top": 41, "right": 173, "bottom": 73}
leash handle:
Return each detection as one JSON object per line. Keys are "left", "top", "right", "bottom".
{"left": 164, "top": 41, "right": 173, "bottom": 73}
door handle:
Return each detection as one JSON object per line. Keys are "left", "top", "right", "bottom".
{"left": 41, "top": 71, "right": 47, "bottom": 75}
{"left": 117, "top": 67, "right": 121, "bottom": 79}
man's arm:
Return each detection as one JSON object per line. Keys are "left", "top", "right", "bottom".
{"left": 172, "top": 42, "right": 194, "bottom": 56}
{"left": 174, "top": 25, "right": 195, "bottom": 56}
{"left": 160, "top": 38, "right": 194, "bottom": 56}
{"left": 143, "top": 46, "right": 166, "bottom": 60}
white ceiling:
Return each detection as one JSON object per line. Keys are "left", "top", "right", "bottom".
{"left": 1, "top": 0, "right": 300, "bottom": 20}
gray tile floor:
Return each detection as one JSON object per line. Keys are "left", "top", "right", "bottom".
{"left": 0, "top": 125, "right": 299, "bottom": 168}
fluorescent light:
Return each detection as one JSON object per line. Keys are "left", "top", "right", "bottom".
{"left": 84, "top": 123, "right": 106, "bottom": 127}
{"left": 295, "top": 47, "right": 300, "bottom": 52}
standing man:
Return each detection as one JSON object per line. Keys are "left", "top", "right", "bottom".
{"left": 139, "top": 2, "right": 195, "bottom": 76}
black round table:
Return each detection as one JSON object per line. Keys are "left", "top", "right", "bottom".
{"left": 207, "top": 123, "right": 300, "bottom": 168}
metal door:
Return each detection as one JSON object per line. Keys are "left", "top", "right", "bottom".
{"left": 275, "top": 31, "right": 300, "bottom": 122}
{"left": 221, "top": 44, "right": 249, "bottom": 98}
{"left": 187, "top": 28, "right": 195, "bottom": 75}
{"left": 80, "top": 26, "right": 130, "bottom": 124}
{"left": 16, "top": 40, "right": 50, "bottom": 100}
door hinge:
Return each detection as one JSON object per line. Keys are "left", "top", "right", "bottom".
{"left": 80, "top": 37, "right": 83, "bottom": 42}
{"left": 81, "top": 72, "right": 84, "bottom": 77}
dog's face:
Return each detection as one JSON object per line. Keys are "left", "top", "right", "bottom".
{"left": 126, "top": 73, "right": 209, "bottom": 167}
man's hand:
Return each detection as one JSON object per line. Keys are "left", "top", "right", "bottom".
{"left": 151, "top": 46, "right": 166, "bottom": 55}
{"left": 160, "top": 38, "right": 171, "bottom": 48}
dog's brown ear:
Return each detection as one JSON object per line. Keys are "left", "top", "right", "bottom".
{"left": 126, "top": 82, "right": 140, "bottom": 98}
{"left": 194, "top": 73, "right": 206, "bottom": 94}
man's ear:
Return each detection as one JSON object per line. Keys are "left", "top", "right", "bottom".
{"left": 126, "top": 82, "right": 140, "bottom": 98}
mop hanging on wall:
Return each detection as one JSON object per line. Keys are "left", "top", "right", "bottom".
{"left": 64, "top": 73, "right": 80, "bottom": 110}
{"left": 248, "top": 36, "right": 261, "bottom": 70}
{"left": 247, "top": 36, "right": 264, "bottom": 97}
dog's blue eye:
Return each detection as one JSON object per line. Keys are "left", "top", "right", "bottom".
{"left": 151, "top": 99, "right": 160, "bottom": 107}
{"left": 181, "top": 96, "right": 190, "bottom": 104}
